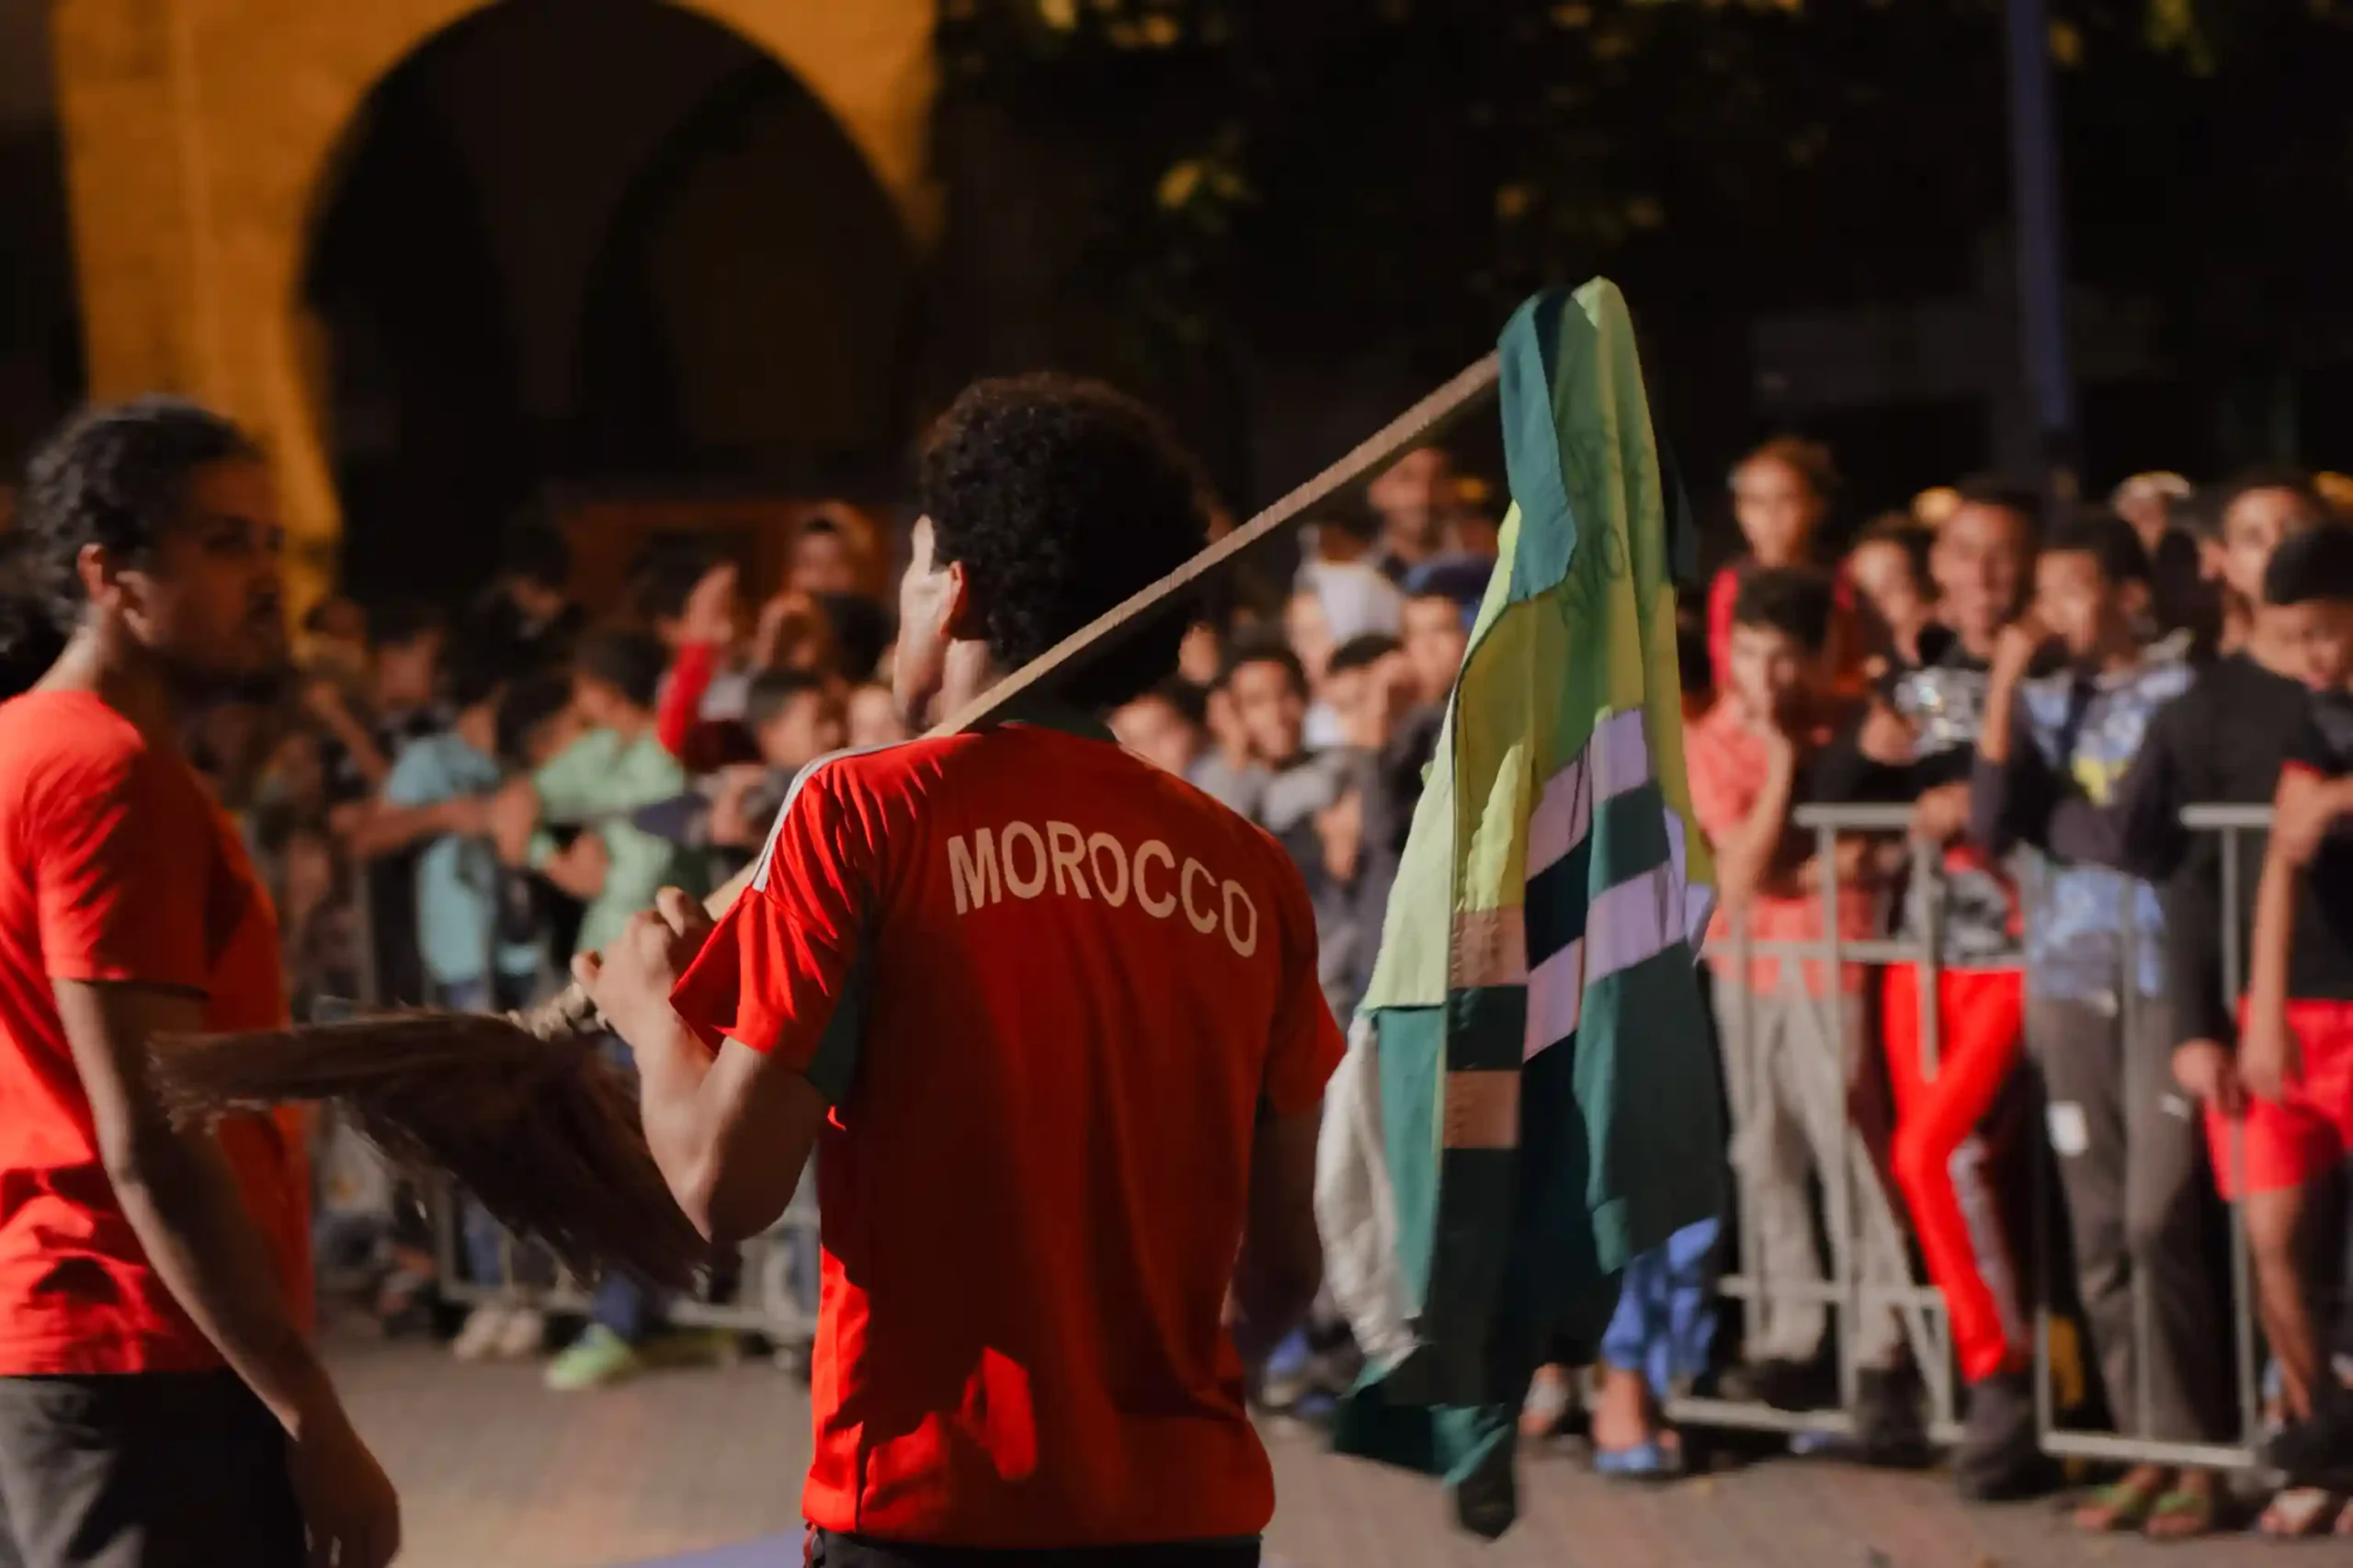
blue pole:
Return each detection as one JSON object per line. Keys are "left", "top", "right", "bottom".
{"left": 2004, "top": 0, "right": 2077, "bottom": 503}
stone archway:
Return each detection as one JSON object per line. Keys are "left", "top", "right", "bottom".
{"left": 50, "top": 0, "right": 937, "bottom": 616}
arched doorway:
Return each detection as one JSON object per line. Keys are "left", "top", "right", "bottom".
{"left": 301, "top": 0, "right": 921, "bottom": 608}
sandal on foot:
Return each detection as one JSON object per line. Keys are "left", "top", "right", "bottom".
{"left": 1592, "top": 1438, "right": 1682, "bottom": 1481}
{"left": 2072, "top": 1478, "right": 2159, "bottom": 1531}
{"left": 2143, "top": 1488, "right": 2217, "bottom": 1540}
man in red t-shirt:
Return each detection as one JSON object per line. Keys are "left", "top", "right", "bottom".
{"left": 580, "top": 376, "right": 1346, "bottom": 1566}
{"left": 0, "top": 401, "right": 397, "bottom": 1568}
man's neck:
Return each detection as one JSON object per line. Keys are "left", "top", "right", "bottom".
{"left": 43, "top": 624, "right": 185, "bottom": 746}
{"left": 1953, "top": 622, "right": 2002, "bottom": 663}
{"left": 603, "top": 709, "right": 653, "bottom": 744}
{"left": 930, "top": 642, "right": 1011, "bottom": 731}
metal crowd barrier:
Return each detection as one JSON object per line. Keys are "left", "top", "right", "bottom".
{"left": 328, "top": 856, "right": 824, "bottom": 1347}
{"left": 429, "top": 1170, "right": 823, "bottom": 1346}
{"left": 1667, "top": 801, "right": 2277, "bottom": 1473}
{"left": 1668, "top": 802, "right": 1966, "bottom": 1448}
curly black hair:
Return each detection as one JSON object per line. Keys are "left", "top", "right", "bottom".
{"left": 574, "top": 626, "right": 669, "bottom": 711}
{"left": 915, "top": 374, "right": 1209, "bottom": 709}
{"left": 2264, "top": 520, "right": 2353, "bottom": 608}
{"left": 15, "top": 397, "right": 260, "bottom": 633}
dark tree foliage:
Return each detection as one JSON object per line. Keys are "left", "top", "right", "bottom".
{"left": 938, "top": 0, "right": 2353, "bottom": 422}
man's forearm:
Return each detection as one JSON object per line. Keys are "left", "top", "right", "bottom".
{"left": 622, "top": 1009, "right": 720, "bottom": 1226}
{"left": 1715, "top": 745, "right": 1798, "bottom": 906}
{"left": 347, "top": 800, "right": 451, "bottom": 859}
{"left": 112, "top": 1128, "right": 339, "bottom": 1435}
{"left": 2246, "top": 846, "right": 2300, "bottom": 1024}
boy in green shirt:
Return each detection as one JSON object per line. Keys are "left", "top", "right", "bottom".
{"left": 493, "top": 631, "right": 687, "bottom": 960}
{"left": 492, "top": 630, "right": 719, "bottom": 1389}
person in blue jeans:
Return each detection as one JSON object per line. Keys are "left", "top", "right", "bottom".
{"left": 349, "top": 642, "right": 558, "bottom": 1358}
{"left": 1590, "top": 1219, "right": 1722, "bottom": 1477}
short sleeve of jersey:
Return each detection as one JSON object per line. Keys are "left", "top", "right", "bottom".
{"left": 381, "top": 740, "right": 448, "bottom": 810}
{"left": 1261, "top": 853, "right": 1346, "bottom": 1118}
{"left": 35, "top": 735, "right": 212, "bottom": 993}
{"left": 1682, "top": 714, "right": 1748, "bottom": 845}
{"left": 2286, "top": 695, "right": 2353, "bottom": 780}
{"left": 670, "top": 760, "right": 879, "bottom": 1105}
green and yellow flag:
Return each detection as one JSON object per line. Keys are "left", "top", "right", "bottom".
{"left": 1318, "top": 280, "right": 1723, "bottom": 1535}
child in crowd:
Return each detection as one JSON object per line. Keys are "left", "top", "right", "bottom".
{"left": 1109, "top": 679, "right": 1209, "bottom": 778}
{"left": 789, "top": 514, "right": 865, "bottom": 597}
{"left": 1708, "top": 437, "right": 1850, "bottom": 693}
{"left": 1365, "top": 444, "right": 1455, "bottom": 582}
{"left": 1322, "top": 633, "right": 1405, "bottom": 754}
{"left": 1684, "top": 568, "right": 1915, "bottom": 1454}
{"left": 2237, "top": 524, "right": 2353, "bottom": 1529}
{"left": 1288, "top": 563, "right": 1403, "bottom": 750}
{"left": 351, "top": 642, "right": 562, "bottom": 1361}
{"left": 2110, "top": 471, "right": 2215, "bottom": 651}
{"left": 492, "top": 629, "right": 703, "bottom": 1392}
{"left": 1398, "top": 582, "right": 1472, "bottom": 712}
{"left": 1211, "top": 639, "right": 1348, "bottom": 840}
{"left": 1969, "top": 513, "right": 2225, "bottom": 1537}
{"left": 1189, "top": 641, "right": 1292, "bottom": 818}
{"left": 465, "top": 513, "right": 583, "bottom": 673}
{"left": 2200, "top": 471, "right": 2326, "bottom": 661}
{"left": 350, "top": 636, "right": 542, "bottom": 1013}
{"left": 650, "top": 554, "right": 765, "bottom": 775}
{"left": 688, "top": 670, "right": 847, "bottom": 884}
{"left": 1844, "top": 515, "right": 1944, "bottom": 680}
{"left": 494, "top": 628, "right": 689, "bottom": 963}
{"left": 1816, "top": 484, "right": 2047, "bottom": 1498}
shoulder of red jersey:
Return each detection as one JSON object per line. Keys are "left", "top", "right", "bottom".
{"left": 746, "top": 737, "right": 943, "bottom": 892}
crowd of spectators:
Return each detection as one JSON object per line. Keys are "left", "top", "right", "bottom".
{"left": 9, "top": 415, "right": 2352, "bottom": 1540}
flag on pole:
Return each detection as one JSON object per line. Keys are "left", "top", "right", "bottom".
{"left": 1316, "top": 279, "right": 1724, "bottom": 1536}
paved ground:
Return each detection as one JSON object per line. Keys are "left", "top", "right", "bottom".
{"left": 329, "top": 1333, "right": 2336, "bottom": 1568}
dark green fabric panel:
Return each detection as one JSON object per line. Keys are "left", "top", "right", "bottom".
{"left": 1574, "top": 943, "right": 1728, "bottom": 1278}
{"left": 1330, "top": 1377, "right": 1521, "bottom": 1540}
{"left": 1416, "top": 1149, "right": 1518, "bottom": 1407}
{"left": 1444, "top": 983, "right": 1527, "bottom": 1074}
{"left": 1582, "top": 781, "right": 1671, "bottom": 899}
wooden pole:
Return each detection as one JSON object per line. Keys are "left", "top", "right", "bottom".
{"left": 524, "top": 352, "right": 1503, "bottom": 1036}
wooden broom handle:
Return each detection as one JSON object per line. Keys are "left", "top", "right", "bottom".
{"left": 523, "top": 351, "right": 1503, "bottom": 1038}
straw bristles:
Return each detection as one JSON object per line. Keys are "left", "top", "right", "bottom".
{"left": 152, "top": 1011, "right": 710, "bottom": 1290}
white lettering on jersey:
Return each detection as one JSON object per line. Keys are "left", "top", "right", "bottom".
{"left": 1045, "top": 821, "right": 1090, "bottom": 899}
{"left": 1000, "top": 821, "right": 1049, "bottom": 899}
{"left": 949, "top": 827, "right": 999, "bottom": 914}
{"left": 945, "top": 823, "right": 1261, "bottom": 956}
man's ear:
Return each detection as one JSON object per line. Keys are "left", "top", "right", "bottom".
{"left": 2117, "top": 578, "right": 2152, "bottom": 624}
{"left": 74, "top": 541, "right": 134, "bottom": 620}
{"left": 939, "top": 559, "right": 985, "bottom": 642}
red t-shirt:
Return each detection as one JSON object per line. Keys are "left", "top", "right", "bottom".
{"left": 671, "top": 712, "right": 1346, "bottom": 1549}
{"left": 0, "top": 690, "right": 312, "bottom": 1376}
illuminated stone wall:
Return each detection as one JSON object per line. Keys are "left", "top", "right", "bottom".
{"left": 50, "top": 0, "right": 937, "bottom": 614}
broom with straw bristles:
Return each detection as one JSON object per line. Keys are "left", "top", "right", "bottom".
{"left": 152, "top": 356, "right": 1502, "bottom": 1287}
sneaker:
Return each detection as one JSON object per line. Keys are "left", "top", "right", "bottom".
{"left": 639, "top": 1327, "right": 739, "bottom": 1370}
{"left": 1954, "top": 1369, "right": 2062, "bottom": 1501}
{"left": 1719, "top": 1357, "right": 1836, "bottom": 1413}
{"left": 494, "top": 1306, "right": 546, "bottom": 1360}
{"left": 2265, "top": 1377, "right": 2353, "bottom": 1489}
{"left": 544, "top": 1324, "right": 642, "bottom": 1392}
{"left": 1852, "top": 1368, "right": 1933, "bottom": 1470}
{"left": 450, "top": 1306, "right": 510, "bottom": 1363}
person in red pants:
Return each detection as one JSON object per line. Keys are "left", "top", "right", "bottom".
{"left": 1816, "top": 485, "right": 2051, "bottom": 1498}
